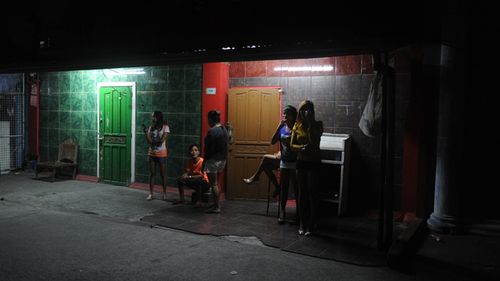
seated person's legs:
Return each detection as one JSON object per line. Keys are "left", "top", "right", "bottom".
{"left": 176, "top": 177, "right": 187, "bottom": 203}
{"left": 175, "top": 176, "right": 208, "bottom": 204}
{"left": 243, "top": 153, "right": 280, "bottom": 188}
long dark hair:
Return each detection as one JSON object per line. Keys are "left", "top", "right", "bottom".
{"left": 297, "top": 100, "right": 315, "bottom": 127}
{"left": 153, "top": 111, "right": 164, "bottom": 129}
{"left": 283, "top": 105, "right": 298, "bottom": 121}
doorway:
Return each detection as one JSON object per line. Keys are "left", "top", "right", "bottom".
{"left": 226, "top": 87, "right": 281, "bottom": 199}
{"left": 97, "top": 82, "right": 136, "bottom": 185}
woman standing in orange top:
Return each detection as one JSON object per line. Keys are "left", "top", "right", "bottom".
{"left": 145, "top": 111, "right": 170, "bottom": 201}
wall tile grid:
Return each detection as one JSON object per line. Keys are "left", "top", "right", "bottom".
{"left": 0, "top": 74, "right": 24, "bottom": 171}
{"left": 39, "top": 65, "right": 202, "bottom": 186}
{"left": 229, "top": 55, "right": 410, "bottom": 211}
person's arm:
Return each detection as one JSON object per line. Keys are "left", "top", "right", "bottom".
{"left": 271, "top": 121, "right": 285, "bottom": 145}
{"left": 307, "top": 121, "right": 324, "bottom": 150}
{"left": 188, "top": 159, "right": 204, "bottom": 179}
{"left": 145, "top": 126, "right": 153, "bottom": 145}
{"left": 204, "top": 131, "right": 214, "bottom": 159}
{"left": 201, "top": 157, "right": 206, "bottom": 173}
{"left": 290, "top": 124, "right": 306, "bottom": 152}
{"left": 187, "top": 174, "right": 203, "bottom": 179}
{"left": 158, "top": 126, "right": 168, "bottom": 146}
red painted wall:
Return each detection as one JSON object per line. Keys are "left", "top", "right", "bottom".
{"left": 201, "top": 62, "right": 229, "bottom": 193}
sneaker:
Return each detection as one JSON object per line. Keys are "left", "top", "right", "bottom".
{"left": 146, "top": 194, "right": 154, "bottom": 201}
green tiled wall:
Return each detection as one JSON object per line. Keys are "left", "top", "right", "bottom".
{"left": 39, "top": 65, "right": 202, "bottom": 186}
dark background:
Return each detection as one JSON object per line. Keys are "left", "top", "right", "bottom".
{"left": 1, "top": 1, "right": 447, "bottom": 72}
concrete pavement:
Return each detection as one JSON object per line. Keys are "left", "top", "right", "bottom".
{"left": 0, "top": 172, "right": 496, "bottom": 281}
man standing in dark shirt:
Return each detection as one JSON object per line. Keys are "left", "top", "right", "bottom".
{"left": 203, "top": 110, "right": 229, "bottom": 213}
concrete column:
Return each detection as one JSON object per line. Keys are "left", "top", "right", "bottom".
{"left": 427, "top": 44, "right": 464, "bottom": 233}
{"left": 427, "top": 5, "right": 467, "bottom": 232}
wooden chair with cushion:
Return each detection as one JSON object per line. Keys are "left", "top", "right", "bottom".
{"left": 36, "top": 138, "right": 79, "bottom": 182}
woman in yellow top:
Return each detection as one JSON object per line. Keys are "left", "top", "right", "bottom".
{"left": 145, "top": 111, "right": 170, "bottom": 201}
{"left": 290, "top": 100, "right": 323, "bottom": 236}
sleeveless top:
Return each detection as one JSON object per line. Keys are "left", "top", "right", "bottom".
{"left": 279, "top": 125, "right": 297, "bottom": 163}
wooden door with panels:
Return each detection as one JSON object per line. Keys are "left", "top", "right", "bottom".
{"left": 227, "top": 87, "right": 281, "bottom": 200}
{"left": 98, "top": 86, "right": 132, "bottom": 186}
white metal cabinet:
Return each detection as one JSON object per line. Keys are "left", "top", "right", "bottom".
{"left": 319, "top": 133, "right": 351, "bottom": 216}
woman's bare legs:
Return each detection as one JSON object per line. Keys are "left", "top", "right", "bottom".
{"left": 147, "top": 160, "right": 156, "bottom": 200}
{"left": 243, "top": 154, "right": 280, "bottom": 196}
{"left": 207, "top": 172, "right": 220, "bottom": 213}
{"left": 279, "top": 168, "right": 299, "bottom": 224}
{"left": 296, "top": 168, "right": 308, "bottom": 234}
{"left": 279, "top": 169, "right": 290, "bottom": 223}
{"left": 158, "top": 162, "right": 167, "bottom": 200}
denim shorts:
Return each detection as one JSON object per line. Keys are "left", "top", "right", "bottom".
{"left": 204, "top": 159, "right": 226, "bottom": 173}
{"left": 280, "top": 160, "right": 296, "bottom": 169}
{"left": 149, "top": 156, "right": 167, "bottom": 164}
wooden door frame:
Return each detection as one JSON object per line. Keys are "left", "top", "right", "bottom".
{"left": 96, "top": 82, "right": 136, "bottom": 183}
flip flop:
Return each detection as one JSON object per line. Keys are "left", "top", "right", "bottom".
{"left": 205, "top": 207, "right": 221, "bottom": 214}
{"left": 243, "top": 178, "right": 259, "bottom": 184}
{"left": 278, "top": 217, "right": 286, "bottom": 224}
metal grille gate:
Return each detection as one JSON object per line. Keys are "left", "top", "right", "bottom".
{"left": 0, "top": 91, "right": 25, "bottom": 174}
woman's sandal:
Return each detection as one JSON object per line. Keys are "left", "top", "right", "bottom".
{"left": 278, "top": 217, "right": 286, "bottom": 224}
{"left": 205, "top": 207, "right": 221, "bottom": 214}
{"left": 243, "top": 178, "right": 259, "bottom": 184}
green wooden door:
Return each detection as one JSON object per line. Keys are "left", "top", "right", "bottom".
{"left": 99, "top": 86, "right": 132, "bottom": 185}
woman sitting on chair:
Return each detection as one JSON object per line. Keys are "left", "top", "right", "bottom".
{"left": 242, "top": 151, "right": 281, "bottom": 199}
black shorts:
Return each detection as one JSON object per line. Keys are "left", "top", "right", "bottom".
{"left": 149, "top": 156, "right": 167, "bottom": 164}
